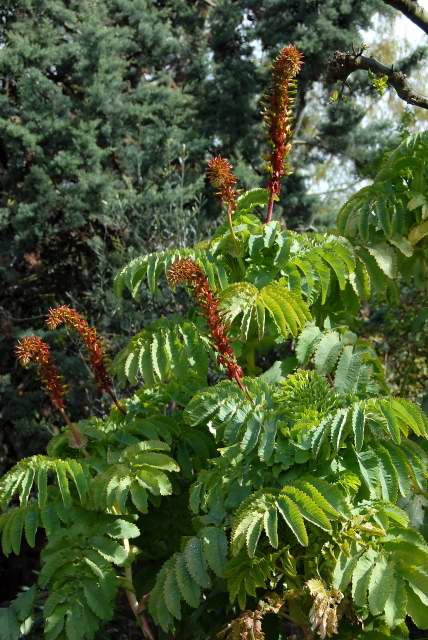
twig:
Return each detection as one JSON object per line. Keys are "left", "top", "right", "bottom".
{"left": 327, "top": 49, "right": 428, "bottom": 110}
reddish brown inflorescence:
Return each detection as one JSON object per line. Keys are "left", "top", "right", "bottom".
{"left": 207, "top": 156, "right": 238, "bottom": 213}
{"left": 16, "top": 336, "right": 66, "bottom": 411}
{"left": 46, "top": 305, "right": 112, "bottom": 394}
{"left": 264, "top": 45, "right": 303, "bottom": 223}
{"left": 167, "top": 258, "right": 245, "bottom": 392}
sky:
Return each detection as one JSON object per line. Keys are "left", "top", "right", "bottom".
{"left": 384, "top": 0, "right": 428, "bottom": 43}
{"left": 363, "top": 1, "right": 428, "bottom": 56}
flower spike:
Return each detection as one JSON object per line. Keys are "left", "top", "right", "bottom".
{"left": 263, "top": 44, "right": 303, "bottom": 223}
{"left": 207, "top": 156, "right": 238, "bottom": 213}
{"left": 46, "top": 305, "right": 126, "bottom": 414}
{"left": 46, "top": 305, "right": 111, "bottom": 393}
{"left": 207, "top": 156, "right": 239, "bottom": 243}
{"left": 167, "top": 258, "right": 247, "bottom": 394}
{"left": 15, "top": 336, "right": 87, "bottom": 449}
{"left": 16, "top": 336, "right": 66, "bottom": 411}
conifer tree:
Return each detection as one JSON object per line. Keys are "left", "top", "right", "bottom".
{"left": 0, "top": 0, "right": 208, "bottom": 462}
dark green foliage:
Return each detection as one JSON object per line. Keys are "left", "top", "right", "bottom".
{"left": 361, "top": 286, "right": 428, "bottom": 405}
{"left": 113, "top": 319, "right": 211, "bottom": 388}
{"left": 0, "top": 586, "right": 37, "bottom": 640}
{"left": 148, "top": 526, "right": 228, "bottom": 630}
{"left": 0, "top": 0, "right": 208, "bottom": 468}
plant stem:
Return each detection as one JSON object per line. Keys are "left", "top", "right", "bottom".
{"left": 123, "top": 539, "right": 154, "bottom": 640}
{"left": 246, "top": 345, "right": 257, "bottom": 376}
{"left": 236, "top": 255, "right": 246, "bottom": 276}
{"left": 227, "top": 204, "right": 241, "bottom": 255}
{"left": 233, "top": 373, "right": 255, "bottom": 405}
{"left": 60, "top": 408, "right": 89, "bottom": 457}
{"left": 106, "top": 387, "right": 127, "bottom": 415}
{"left": 265, "top": 190, "right": 274, "bottom": 223}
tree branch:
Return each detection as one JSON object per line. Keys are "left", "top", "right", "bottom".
{"left": 383, "top": 0, "right": 428, "bottom": 35}
{"left": 327, "top": 50, "right": 428, "bottom": 110}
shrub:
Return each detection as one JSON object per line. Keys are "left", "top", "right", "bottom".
{"left": 2, "top": 45, "right": 428, "bottom": 640}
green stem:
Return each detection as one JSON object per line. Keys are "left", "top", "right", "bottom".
{"left": 265, "top": 190, "right": 275, "bottom": 223}
{"left": 60, "top": 409, "right": 89, "bottom": 457}
{"left": 227, "top": 204, "right": 246, "bottom": 274}
{"left": 227, "top": 205, "right": 238, "bottom": 244}
{"left": 123, "top": 539, "right": 154, "bottom": 640}
{"left": 246, "top": 345, "right": 257, "bottom": 376}
{"left": 236, "top": 256, "right": 246, "bottom": 274}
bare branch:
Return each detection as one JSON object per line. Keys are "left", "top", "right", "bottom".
{"left": 327, "top": 49, "right": 428, "bottom": 110}
{"left": 383, "top": 0, "right": 428, "bottom": 35}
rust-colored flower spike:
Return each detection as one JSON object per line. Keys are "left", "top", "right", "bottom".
{"left": 16, "top": 336, "right": 87, "bottom": 450}
{"left": 167, "top": 258, "right": 248, "bottom": 395}
{"left": 46, "top": 305, "right": 126, "bottom": 415}
{"left": 207, "top": 156, "right": 238, "bottom": 212}
{"left": 263, "top": 44, "right": 303, "bottom": 224}
{"left": 207, "top": 156, "right": 239, "bottom": 242}
{"left": 47, "top": 305, "right": 111, "bottom": 392}
{"left": 16, "top": 336, "right": 66, "bottom": 411}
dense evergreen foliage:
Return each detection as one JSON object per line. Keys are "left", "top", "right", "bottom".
{"left": 0, "top": 0, "right": 209, "bottom": 463}
{"left": 1, "top": 33, "right": 428, "bottom": 635}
